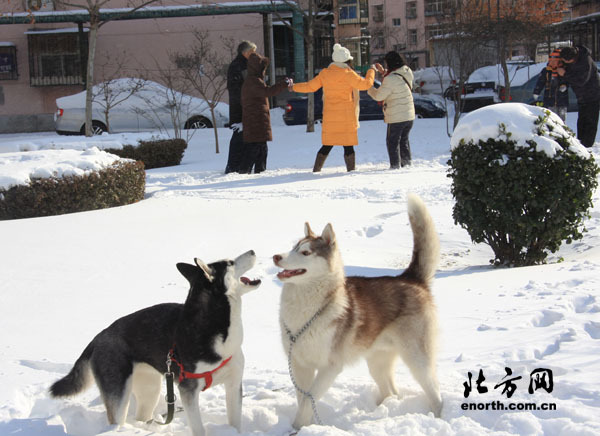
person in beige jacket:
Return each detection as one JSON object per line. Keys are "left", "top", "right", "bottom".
{"left": 367, "top": 51, "right": 415, "bottom": 168}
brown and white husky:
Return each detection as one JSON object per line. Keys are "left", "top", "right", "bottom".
{"left": 273, "top": 194, "right": 442, "bottom": 429}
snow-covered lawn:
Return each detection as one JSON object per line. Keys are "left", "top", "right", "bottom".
{"left": 1, "top": 107, "right": 599, "bottom": 436}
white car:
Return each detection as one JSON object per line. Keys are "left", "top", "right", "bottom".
{"left": 55, "top": 78, "right": 229, "bottom": 135}
{"left": 413, "top": 66, "right": 455, "bottom": 95}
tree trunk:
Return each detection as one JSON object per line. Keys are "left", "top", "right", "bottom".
{"left": 210, "top": 106, "right": 220, "bottom": 153}
{"left": 84, "top": 19, "right": 99, "bottom": 137}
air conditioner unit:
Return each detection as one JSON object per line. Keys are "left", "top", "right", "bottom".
{"left": 26, "top": 0, "right": 54, "bottom": 11}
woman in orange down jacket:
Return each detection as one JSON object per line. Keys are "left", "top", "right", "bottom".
{"left": 292, "top": 43, "right": 376, "bottom": 172}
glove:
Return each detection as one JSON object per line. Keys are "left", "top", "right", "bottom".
{"left": 230, "top": 122, "right": 243, "bottom": 133}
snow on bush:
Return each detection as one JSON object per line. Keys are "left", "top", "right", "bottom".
{"left": 448, "top": 103, "right": 599, "bottom": 266}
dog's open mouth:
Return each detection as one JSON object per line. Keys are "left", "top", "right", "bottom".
{"left": 240, "top": 276, "right": 261, "bottom": 286}
{"left": 277, "top": 269, "right": 306, "bottom": 280}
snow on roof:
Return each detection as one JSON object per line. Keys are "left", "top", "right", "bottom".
{"left": 24, "top": 27, "right": 88, "bottom": 34}
{"left": 0, "top": 148, "right": 126, "bottom": 191}
{"left": 450, "top": 103, "right": 590, "bottom": 159}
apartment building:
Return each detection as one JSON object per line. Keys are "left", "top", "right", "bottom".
{"left": 367, "top": 0, "right": 442, "bottom": 70}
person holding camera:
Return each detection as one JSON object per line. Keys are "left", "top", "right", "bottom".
{"left": 532, "top": 49, "right": 569, "bottom": 122}
{"left": 557, "top": 45, "right": 600, "bottom": 148}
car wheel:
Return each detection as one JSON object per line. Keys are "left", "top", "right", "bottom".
{"left": 415, "top": 112, "right": 425, "bottom": 119}
{"left": 80, "top": 121, "right": 107, "bottom": 135}
{"left": 185, "top": 116, "right": 212, "bottom": 129}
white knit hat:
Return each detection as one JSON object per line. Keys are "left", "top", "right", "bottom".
{"left": 332, "top": 43, "right": 353, "bottom": 63}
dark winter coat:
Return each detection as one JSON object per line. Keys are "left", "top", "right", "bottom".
{"left": 533, "top": 67, "right": 569, "bottom": 108}
{"left": 562, "top": 45, "right": 600, "bottom": 104}
{"left": 227, "top": 54, "right": 248, "bottom": 124}
{"left": 241, "top": 53, "right": 287, "bottom": 143}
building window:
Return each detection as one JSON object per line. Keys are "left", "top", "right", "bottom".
{"left": 406, "top": 1, "right": 417, "bottom": 19}
{"left": 426, "top": 24, "right": 445, "bottom": 40}
{"left": 27, "top": 30, "right": 88, "bottom": 86}
{"left": 408, "top": 29, "right": 418, "bottom": 46}
{"left": 425, "top": 0, "right": 445, "bottom": 16}
{"left": 392, "top": 18, "right": 401, "bottom": 27}
{"left": 0, "top": 44, "right": 18, "bottom": 80}
{"left": 339, "top": 0, "right": 368, "bottom": 24}
{"left": 373, "top": 4, "right": 384, "bottom": 22}
{"left": 372, "top": 32, "right": 385, "bottom": 49}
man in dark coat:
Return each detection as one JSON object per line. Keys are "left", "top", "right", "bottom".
{"left": 558, "top": 45, "right": 600, "bottom": 147}
{"left": 239, "top": 53, "right": 288, "bottom": 174}
{"left": 224, "top": 40, "right": 256, "bottom": 174}
{"left": 533, "top": 49, "right": 569, "bottom": 122}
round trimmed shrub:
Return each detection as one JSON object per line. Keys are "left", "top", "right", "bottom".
{"left": 105, "top": 138, "right": 187, "bottom": 169}
{"left": 448, "top": 104, "right": 599, "bottom": 266}
{"left": 0, "top": 160, "right": 145, "bottom": 220}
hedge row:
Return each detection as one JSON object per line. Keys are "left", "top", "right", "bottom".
{"left": 105, "top": 138, "right": 187, "bottom": 169}
{"left": 0, "top": 160, "right": 146, "bottom": 220}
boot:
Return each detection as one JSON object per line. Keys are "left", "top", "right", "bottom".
{"left": 313, "top": 152, "right": 328, "bottom": 172}
{"left": 344, "top": 153, "right": 355, "bottom": 172}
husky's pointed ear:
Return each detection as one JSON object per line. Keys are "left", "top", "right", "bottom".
{"left": 321, "top": 223, "right": 336, "bottom": 246}
{"left": 304, "top": 222, "right": 316, "bottom": 238}
{"left": 194, "top": 258, "right": 214, "bottom": 281}
{"left": 176, "top": 263, "right": 198, "bottom": 284}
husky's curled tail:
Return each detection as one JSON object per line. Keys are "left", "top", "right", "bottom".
{"left": 402, "top": 193, "right": 440, "bottom": 285}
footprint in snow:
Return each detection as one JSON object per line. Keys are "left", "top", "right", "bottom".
{"left": 534, "top": 329, "right": 577, "bottom": 359}
{"left": 531, "top": 310, "right": 565, "bottom": 327}
{"left": 584, "top": 321, "right": 600, "bottom": 339}
{"left": 19, "top": 360, "right": 72, "bottom": 374}
{"left": 572, "top": 295, "right": 598, "bottom": 313}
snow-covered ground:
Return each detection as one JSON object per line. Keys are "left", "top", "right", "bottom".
{"left": 1, "top": 107, "right": 599, "bottom": 436}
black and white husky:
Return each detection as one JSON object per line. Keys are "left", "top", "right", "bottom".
{"left": 273, "top": 195, "right": 442, "bottom": 429}
{"left": 50, "top": 250, "right": 261, "bottom": 436}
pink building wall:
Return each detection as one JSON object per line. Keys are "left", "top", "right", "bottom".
{"left": 368, "top": 0, "right": 429, "bottom": 69}
{"left": 0, "top": 0, "right": 266, "bottom": 132}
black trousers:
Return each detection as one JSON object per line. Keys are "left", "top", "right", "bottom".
{"left": 239, "top": 142, "right": 268, "bottom": 174}
{"left": 387, "top": 120, "right": 413, "bottom": 168}
{"left": 225, "top": 130, "right": 245, "bottom": 173}
{"left": 577, "top": 100, "right": 600, "bottom": 148}
{"left": 318, "top": 145, "right": 355, "bottom": 156}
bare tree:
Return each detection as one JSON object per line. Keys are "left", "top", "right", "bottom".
{"left": 469, "top": 0, "right": 568, "bottom": 101}
{"left": 136, "top": 60, "right": 193, "bottom": 141}
{"left": 429, "top": 1, "right": 491, "bottom": 131}
{"left": 172, "top": 30, "right": 235, "bottom": 153}
{"left": 53, "top": 0, "right": 162, "bottom": 136}
{"left": 92, "top": 51, "right": 145, "bottom": 132}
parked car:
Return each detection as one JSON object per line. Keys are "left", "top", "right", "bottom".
{"left": 413, "top": 66, "right": 455, "bottom": 95}
{"left": 55, "top": 78, "right": 229, "bottom": 135}
{"left": 283, "top": 87, "right": 446, "bottom": 125}
{"left": 460, "top": 61, "right": 545, "bottom": 112}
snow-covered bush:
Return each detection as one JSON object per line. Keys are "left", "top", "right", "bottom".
{"left": 104, "top": 138, "right": 187, "bottom": 169}
{"left": 0, "top": 150, "right": 145, "bottom": 220}
{"left": 448, "top": 103, "right": 599, "bottom": 266}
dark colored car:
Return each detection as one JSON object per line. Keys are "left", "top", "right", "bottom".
{"left": 502, "top": 61, "right": 600, "bottom": 111}
{"left": 283, "top": 88, "right": 446, "bottom": 125}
